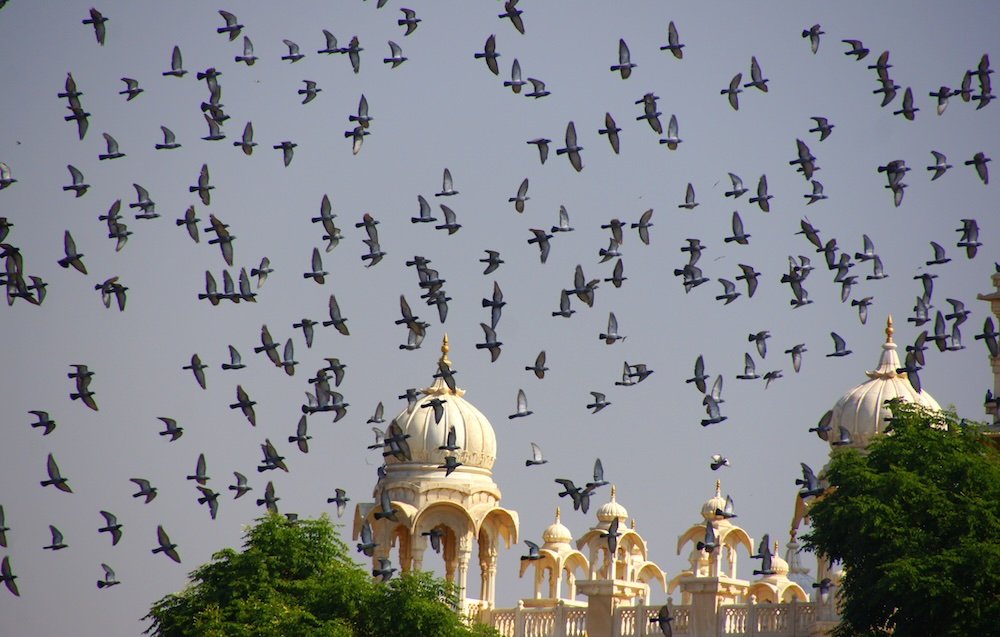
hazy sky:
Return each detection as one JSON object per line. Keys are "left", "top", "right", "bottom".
{"left": 0, "top": 1, "right": 997, "bottom": 634}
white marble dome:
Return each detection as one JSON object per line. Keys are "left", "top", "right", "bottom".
{"left": 595, "top": 486, "right": 629, "bottom": 525}
{"left": 700, "top": 480, "right": 728, "bottom": 521}
{"left": 828, "top": 317, "right": 940, "bottom": 450}
{"left": 542, "top": 508, "right": 574, "bottom": 547}
{"left": 387, "top": 345, "right": 497, "bottom": 472}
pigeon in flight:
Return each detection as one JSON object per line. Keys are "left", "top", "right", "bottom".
{"left": 82, "top": 7, "right": 109, "bottom": 46}
{"left": 216, "top": 10, "right": 243, "bottom": 40}
{"left": 499, "top": 0, "right": 525, "bottom": 35}
{"left": 599, "top": 113, "right": 622, "bottom": 154}
{"left": 1, "top": 556, "right": 19, "bottom": 596}
{"left": 508, "top": 389, "right": 533, "bottom": 419}
{"left": 526, "top": 442, "right": 547, "bottom": 467}
{"left": 98, "top": 511, "right": 123, "bottom": 545}
{"left": 40, "top": 453, "right": 72, "bottom": 493}
{"left": 803, "top": 24, "right": 824, "bottom": 54}
{"left": 661, "top": 21, "right": 684, "bottom": 58}
{"left": 556, "top": 121, "right": 584, "bottom": 172}
{"left": 610, "top": 39, "right": 636, "bottom": 79}
{"left": 526, "top": 351, "right": 548, "bottom": 379}
{"left": 475, "top": 34, "right": 501, "bottom": 75}
{"left": 152, "top": 525, "right": 181, "bottom": 563}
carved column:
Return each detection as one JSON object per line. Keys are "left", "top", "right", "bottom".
{"left": 479, "top": 544, "right": 497, "bottom": 606}
{"left": 411, "top": 542, "right": 426, "bottom": 573}
{"left": 457, "top": 535, "right": 472, "bottom": 601}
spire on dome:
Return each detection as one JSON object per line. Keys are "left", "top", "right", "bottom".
{"left": 555, "top": 507, "right": 561, "bottom": 524}
{"left": 611, "top": 485, "right": 617, "bottom": 501}
{"left": 867, "top": 316, "right": 903, "bottom": 381}
{"left": 440, "top": 333, "right": 452, "bottom": 368}
{"left": 715, "top": 479, "right": 721, "bottom": 497}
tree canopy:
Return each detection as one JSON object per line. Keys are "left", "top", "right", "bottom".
{"left": 144, "top": 513, "right": 498, "bottom": 637}
{"left": 802, "top": 401, "right": 1000, "bottom": 637}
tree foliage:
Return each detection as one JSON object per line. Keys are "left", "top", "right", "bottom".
{"left": 803, "top": 401, "right": 1000, "bottom": 637}
{"left": 144, "top": 513, "right": 498, "bottom": 637}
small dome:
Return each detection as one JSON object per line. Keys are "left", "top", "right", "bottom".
{"left": 388, "top": 337, "right": 497, "bottom": 471}
{"left": 700, "top": 480, "right": 727, "bottom": 521}
{"left": 770, "top": 543, "right": 790, "bottom": 576}
{"left": 828, "top": 316, "right": 941, "bottom": 449}
{"left": 596, "top": 485, "right": 629, "bottom": 524}
{"left": 542, "top": 508, "right": 573, "bottom": 546}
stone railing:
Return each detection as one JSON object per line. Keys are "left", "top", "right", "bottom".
{"left": 482, "top": 599, "right": 814, "bottom": 637}
{"left": 612, "top": 603, "right": 690, "bottom": 636}
{"left": 479, "top": 601, "right": 588, "bottom": 637}
{"left": 719, "top": 600, "right": 817, "bottom": 636}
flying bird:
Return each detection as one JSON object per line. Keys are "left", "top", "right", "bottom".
{"left": 661, "top": 20, "right": 685, "bottom": 58}
{"left": 1, "top": 556, "right": 19, "bottom": 597}
{"left": 508, "top": 389, "right": 533, "bottom": 419}
{"left": 803, "top": 24, "right": 824, "bottom": 54}
{"left": 499, "top": 0, "right": 525, "bottom": 34}
{"left": 235, "top": 36, "right": 257, "bottom": 66}
{"left": 383, "top": 41, "right": 407, "bottom": 67}
{"left": 82, "top": 7, "right": 108, "bottom": 45}
{"left": 965, "top": 152, "right": 991, "bottom": 184}
{"left": 526, "top": 442, "right": 547, "bottom": 467}
{"left": 509, "top": 178, "right": 530, "bottom": 213}
{"left": 40, "top": 453, "right": 72, "bottom": 493}
{"left": 216, "top": 10, "right": 242, "bottom": 40}
{"left": 710, "top": 455, "right": 730, "bottom": 471}
{"left": 744, "top": 56, "right": 769, "bottom": 92}
{"left": 398, "top": 8, "right": 421, "bottom": 35}
{"left": 526, "top": 138, "right": 550, "bottom": 164}
{"left": 556, "top": 121, "right": 584, "bottom": 172}
{"left": 599, "top": 112, "right": 622, "bottom": 154}
{"left": 721, "top": 73, "right": 743, "bottom": 110}
{"left": 611, "top": 39, "right": 636, "bottom": 79}
{"left": 841, "top": 39, "right": 869, "bottom": 59}
{"left": 98, "top": 511, "right": 123, "bottom": 545}
{"left": 475, "top": 34, "right": 501, "bottom": 75}
{"left": 130, "top": 478, "right": 157, "bottom": 503}
{"left": 152, "top": 525, "right": 181, "bottom": 563}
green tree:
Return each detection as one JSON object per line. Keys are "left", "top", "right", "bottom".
{"left": 144, "top": 513, "right": 498, "bottom": 637}
{"left": 803, "top": 401, "right": 1000, "bottom": 637}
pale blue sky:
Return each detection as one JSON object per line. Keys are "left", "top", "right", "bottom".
{"left": 0, "top": 1, "right": 996, "bottom": 634}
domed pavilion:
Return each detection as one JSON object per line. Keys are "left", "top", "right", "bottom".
{"left": 352, "top": 335, "right": 518, "bottom": 610}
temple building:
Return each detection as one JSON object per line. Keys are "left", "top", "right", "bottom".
{"left": 352, "top": 308, "right": 987, "bottom": 636}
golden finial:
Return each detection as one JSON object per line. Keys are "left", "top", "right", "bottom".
{"left": 611, "top": 485, "right": 617, "bottom": 501}
{"left": 774, "top": 541, "right": 780, "bottom": 553}
{"left": 630, "top": 518, "right": 636, "bottom": 530}
{"left": 885, "top": 315, "right": 894, "bottom": 344}
{"left": 439, "top": 333, "right": 451, "bottom": 367}
{"left": 715, "top": 479, "right": 721, "bottom": 496}
{"left": 555, "top": 507, "right": 561, "bottom": 523}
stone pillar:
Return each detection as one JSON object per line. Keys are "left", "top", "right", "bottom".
{"left": 480, "top": 545, "right": 497, "bottom": 606}
{"left": 577, "top": 579, "right": 647, "bottom": 637}
{"left": 457, "top": 536, "right": 472, "bottom": 601}
{"left": 411, "top": 543, "right": 426, "bottom": 573}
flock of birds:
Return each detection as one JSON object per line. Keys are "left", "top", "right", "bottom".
{"left": 0, "top": 4, "right": 996, "bottom": 635}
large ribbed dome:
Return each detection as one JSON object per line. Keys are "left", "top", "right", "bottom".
{"left": 387, "top": 337, "right": 497, "bottom": 471}
{"left": 828, "top": 317, "right": 941, "bottom": 450}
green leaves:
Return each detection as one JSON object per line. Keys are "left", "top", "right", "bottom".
{"left": 144, "top": 514, "right": 497, "bottom": 637}
{"left": 803, "top": 401, "right": 1000, "bottom": 637}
